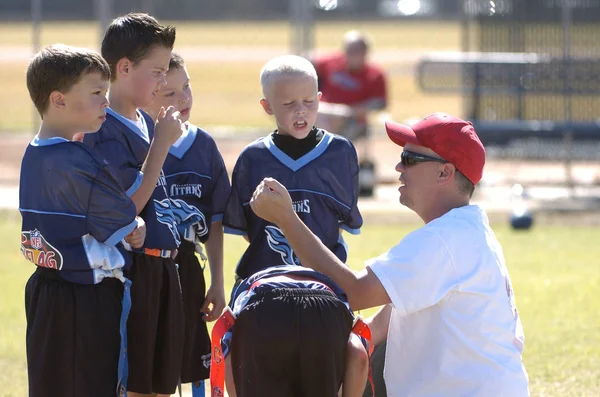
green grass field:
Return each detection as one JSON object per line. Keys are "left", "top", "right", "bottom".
{"left": 1, "top": 210, "right": 599, "bottom": 396}
{"left": 0, "top": 21, "right": 463, "bottom": 133}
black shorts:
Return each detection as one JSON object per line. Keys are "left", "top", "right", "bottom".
{"left": 176, "top": 242, "right": 211, "bottom": 383}
{"left": 230, "top": 288, "right": 353, "bottom": 397}
{"left": 126, "top": 253, "right": 185, "bottom": 395}
{"left": 25, "top": 267, "right": 124, "bottom": 397}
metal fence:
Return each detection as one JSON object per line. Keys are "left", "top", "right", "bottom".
{"left": 2, "top": 0, "right": 478, "bottom": 21}
{"left": 416, "top": 0, "right": 600, "bottom": 163}
{"left": 3, "top": 0, "right": 600, "bottom": 157}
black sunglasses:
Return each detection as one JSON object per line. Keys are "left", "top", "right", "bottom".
{"left": 401, "top": 150, "right": 448, "bottom": 167}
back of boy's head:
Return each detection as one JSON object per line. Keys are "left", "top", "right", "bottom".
{"left": 27, "top": 44, "right": 110, "bottom": 118}
{"left": 169, "top": 51, "right": 185, "bottom": 72}
{"left": 101, "top": 13, "right": 176, "bottom": 81}
{"left": 260, "top": 55, "right": 318, "bottom": 96}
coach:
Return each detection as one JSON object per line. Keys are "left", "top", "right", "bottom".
{"left": 249, "top": 113, "right": 530, "bottom": 397}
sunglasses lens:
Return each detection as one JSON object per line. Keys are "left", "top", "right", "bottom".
{"left": 401, "top": 151, "right": 446, "bottom": 167}
{"left": 402, "top": 152, "right": 417, "bottom": 166}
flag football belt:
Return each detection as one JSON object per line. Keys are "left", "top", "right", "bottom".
{"left": 127, "top": 247, "right": 175, "bottom": 259}
{"left": 141, "top": 248, "right": 173, "bottom": 258}
{"left": 209, "top": 274, "right": 375, "bottom": 397}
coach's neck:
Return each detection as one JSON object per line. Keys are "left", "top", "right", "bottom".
{"left": 418, "top": 191, "right": 470, "bottom": 224}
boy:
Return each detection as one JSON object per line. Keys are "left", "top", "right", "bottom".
{"left": 212, "top": 265, "right": 372, "bottom": 397}
{"left": 142, "top": 52, "right": 230, "bottom": 392}
{"left": 223, "top": 55, "right": 368, "bottom": 397}
{"left": 20, "top": 44, "right": 152, "bottom": 397}
{"left": 82, "top": 13, "right": 184, "bottom": 397}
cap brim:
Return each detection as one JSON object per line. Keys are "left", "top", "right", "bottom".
{"left": 385, "top": 121, "right": 421, "bottom": 147}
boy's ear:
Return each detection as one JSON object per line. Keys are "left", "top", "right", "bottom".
{"left": 116, "top": 57, "right": 132, "bottom": 78}
{"left": 260, "top": 98, "right": 273, "bottom": 115}
{"left": 317, "top": 91, "right": 323, "bottom": 101}
{"left": 49, "top": 90, "right": 66, "bottom": 111}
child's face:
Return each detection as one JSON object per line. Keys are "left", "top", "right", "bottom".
{"left": 129, "top": 45, "right": 172, "bottom": 109}
{"left": 146, "top": 66, "right": 193, "bottom": 123}
{"left": 261, "top": 74, "right": 321, "bottom": 139}
{"left": 61, "top": 72, "right": 109, "bottom": 133}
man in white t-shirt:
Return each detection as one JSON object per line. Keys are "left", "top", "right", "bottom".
{"left": 248, "top": 113, "right": 530, "bottom": 397}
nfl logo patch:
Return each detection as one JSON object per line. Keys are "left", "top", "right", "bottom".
{"left": 30, "top": 229, "right": 43, "bottom": 250}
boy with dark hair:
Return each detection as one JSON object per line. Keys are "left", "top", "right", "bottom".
{"left": 83, "top": 13, "right": 185, "bottom": 397}
{"left": 20, "top": 44, "right": 152, "bottom": 397}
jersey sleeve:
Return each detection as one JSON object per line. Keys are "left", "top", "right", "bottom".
{"left": 340, "top": 142, "right": 363, "bottom": 234}
{"left": 223, "top": 159, "right": 248, "bottom": 235}
{"left": 86, "top": 165, "right": 138, "bottom": 246}
{"left": 367, "top": 229, "right": 457, "bottom": 315}
{"left": 84, "top": 136, "right": 142, "bottom": 196}
{"left": 210, "top": 143, "right": 231, "bottom": 223}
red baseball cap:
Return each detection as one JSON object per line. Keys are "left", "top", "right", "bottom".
{"left": 385, "top": 113, "right": 486, "bottom": 185}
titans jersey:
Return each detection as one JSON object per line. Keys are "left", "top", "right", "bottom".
{"left": 162, "top": 124, "right": 231, "bottom": 245}
{"left": 223, "top": 130, "right": 362, "bottom": 279}
{"left": 19, "top": 136, "right": 138, "bottom": 285}
{"left": 83, "top": 108, "right": 180, "bottom": 250}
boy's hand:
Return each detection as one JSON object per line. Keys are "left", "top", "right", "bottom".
{"left": 125, "top": 217, "right": 146, "bottom": 248}
{"left": 200, "top": 284, "right": 226, "bottom": 322}
{"left": 154, "top": 106, "right": 184, "bottom": 147}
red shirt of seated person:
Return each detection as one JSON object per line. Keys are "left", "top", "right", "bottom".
{"left": 314, "top": 31, "right": 387, "bottom": 129}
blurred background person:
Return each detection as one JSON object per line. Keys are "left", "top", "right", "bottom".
{"left": 314, "top": 30, "right": 388, "bottom": 196}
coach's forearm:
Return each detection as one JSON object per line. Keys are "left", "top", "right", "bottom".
{"left": 278, "top": 213, "right": 361, "bottom": 304}
{"left": 130, "top": 140, "right": 170, "bottom": 214}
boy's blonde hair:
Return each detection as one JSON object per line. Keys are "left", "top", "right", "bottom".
{"left": 260, "top": 55, "right": 318, "bottom": 95}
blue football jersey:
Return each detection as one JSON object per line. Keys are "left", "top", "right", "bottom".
{"left": 162, "top": 124, "right": 231, "bottom": 245}
{"left": 83, "top": 108, "right": 180, "bottom": 250}
{"left": 19, "top": 136, "right": 138, "bottom": 285}
{"left": 223, "top": 130, "right": 363, "bottom": 279}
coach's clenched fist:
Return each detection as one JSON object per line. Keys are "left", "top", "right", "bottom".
{"left": 250, "top": 178, "right": 295, "bottom": 226}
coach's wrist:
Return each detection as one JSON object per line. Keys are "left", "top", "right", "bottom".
{"left": 277, "top": 209, "right": 299, "bottom": 231}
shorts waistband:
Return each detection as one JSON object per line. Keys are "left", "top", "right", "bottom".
{"left": 33, "top": 266, "right": 122, "bottom": 286}
{"left": 254, "top": 287, "right": 338, "bottom": 299}
{"left": 34, "top": 266, "right": 60, "bottom": 280}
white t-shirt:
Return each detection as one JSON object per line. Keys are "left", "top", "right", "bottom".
{"left": 368, "top": 205, "right": 529, "bottom": 397}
